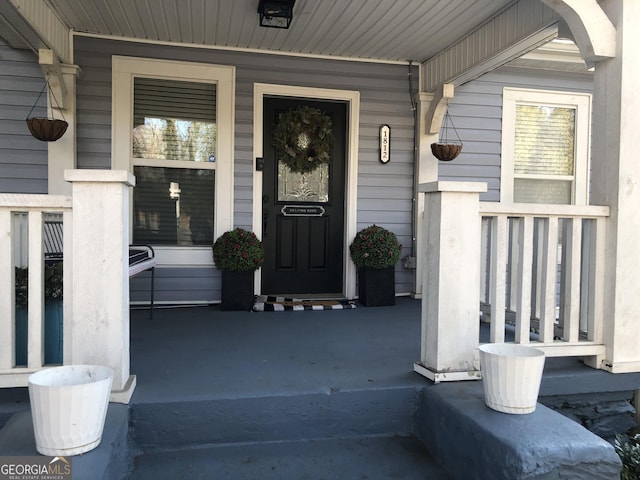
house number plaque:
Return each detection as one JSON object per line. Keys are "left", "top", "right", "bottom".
{"left": 281, "top": 205, "right": 325, "bottom": 217}
{"left": 379, "top": 124, "right": 391, "bottom": 164}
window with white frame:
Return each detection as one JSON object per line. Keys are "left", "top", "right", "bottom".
{"left": 501, "top": 88, "right": 591, "bottom": 205}
{"left": 112, "top": 57, "right": 235, "bottom": 265}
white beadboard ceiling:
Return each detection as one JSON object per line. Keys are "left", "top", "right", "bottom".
{"left": 44, "top": 0, "right": 518, "bottom": 63}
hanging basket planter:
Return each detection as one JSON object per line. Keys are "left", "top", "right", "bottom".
{"left": 431, "top": 110, "right": 463, "bottom": 162}
{"left": 431, "top": 142, "right": 462, "bottom": 161}
{"left": 26, "top": 118, "right": 68, "bottom": 142}
{"left": 26, "top": 76, "right": 68, "bottom": 142}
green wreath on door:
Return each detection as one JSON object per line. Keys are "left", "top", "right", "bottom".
{"left": 272, "top": 105, "right": 334, "bottom": 174}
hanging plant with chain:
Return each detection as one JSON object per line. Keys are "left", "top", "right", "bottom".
{"left": 431, "top": 110, "right": 463, "bottom": 161}
{"left": 272, "top": 106, "right": 334, "bottom": 174}
{"left": 26, "top": 75, "right": 68, "bottom": 142}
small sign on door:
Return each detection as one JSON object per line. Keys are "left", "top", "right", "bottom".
{"left": 281, "top": 205, "right": 325, "bottom": 216}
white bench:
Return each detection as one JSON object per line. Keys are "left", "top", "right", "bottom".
{"left": 44, "top": 220, "right": 156, "bottom": 318}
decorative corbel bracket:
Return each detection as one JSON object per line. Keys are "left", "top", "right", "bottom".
{"left": 39, "top": 49, "right": 66, "bottom": 109}
{"left": 425, "top": 83, "right": 454, "bottom": 135}
{"left": 541, "top": 0, "right": 616, "bottom": 67}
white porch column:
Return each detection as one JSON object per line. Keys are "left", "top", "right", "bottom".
{"left": 412, "top": 93, "right": 439, "bottom": 297}
{"left": 412, "top": 85, "right": 453, "bottom": 297}
{"left": 64, "top": 169, "right": 136, "bottom": 403}
{"left": 40, "top": 50, "right": 81, "bottom": 196}
{"left": 589, "top": 0, "right": 640, "bottom": 373}
{"left": 414, "top": 181, "right": 486, "bottom": 382}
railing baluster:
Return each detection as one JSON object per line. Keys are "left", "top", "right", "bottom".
{"left": 489, "top": 215, "right": 507, "bottom": 343}
{"left": 539, "top": 217, "right": 559, "bottom": 343}
{"left": 27, "top": 211, "right": 44, "bottom": 368}
{"left": 587, "top": 217, "right": 606, "bottom": 344}
{"left": 62, "top": 210, "right": 73, "bottom": 364}
{"left": 515, "top": 216, "right": 534, "bottom": 344}
{"left": 561, "top": 218, "right": 582, "bottom": 343}
{"left": 0, "top": 211, "right": 14, "bottom": 369}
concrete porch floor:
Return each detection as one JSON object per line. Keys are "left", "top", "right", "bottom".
{"left": 129, "top": 297, "right": 426, "bottom": 404}
{"left": 128, "top": 296, "right": 640, "bottom": 405}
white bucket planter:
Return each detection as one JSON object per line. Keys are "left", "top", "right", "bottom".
{"left": 479, "top": 343, "right": 545, "bottom": 415}
{"left": 28, "top": 364, "right": 114, "bottom": 456}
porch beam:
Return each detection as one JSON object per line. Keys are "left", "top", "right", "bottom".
{"left": 541, "top": 0, "right": 616, "bottom": 66}
{"left": 4, "top": 0, "right": 71, "bottom": 63}
{"left": 420, "top": 1, "right": 559, "bottom": 92}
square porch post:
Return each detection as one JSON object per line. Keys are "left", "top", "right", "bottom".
{"left": 64, "top": 169, "right": 136, "bottom": 403}
{"left": 589, "top": 0, "right": 640, "bottom": 373}
{"left": 414, "top": 181, "right": 486, "bottom": 382}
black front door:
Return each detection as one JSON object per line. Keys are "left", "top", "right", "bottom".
{"left": 262, "top": 97, "right": 347, "bottom": 295}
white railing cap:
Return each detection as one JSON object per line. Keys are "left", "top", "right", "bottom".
{"left": 419, "top": 181, "right": 488, "bottom": 194}
{"left": 64, "top": 169, "right": 135, "bottom": 187}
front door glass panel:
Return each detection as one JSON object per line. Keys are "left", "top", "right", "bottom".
{"left": 277, "top": 162, "right": 329, "bottom": 203}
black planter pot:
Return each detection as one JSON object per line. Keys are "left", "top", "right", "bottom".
{"left": 221, "top": 270, "right": 255, "bottom": 311}
{"left": 357, "top": 266, "right": 395, "bottom": 307}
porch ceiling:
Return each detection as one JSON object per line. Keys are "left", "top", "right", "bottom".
{"left": 44, "top": 0, "right": 515, "bottom": 64}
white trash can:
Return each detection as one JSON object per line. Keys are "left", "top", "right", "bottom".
{"left": 28, "top": 364, "right": 114, "bottom": 456}
{"left": 479, "top": 343, "right": 545, "bottom": 414}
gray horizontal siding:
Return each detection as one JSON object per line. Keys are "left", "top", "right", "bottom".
{"left": 130, "top": 267, "right": 218, "bottom": 304}
{"left": 74, "top": 36, "right": 418, "bottom": 301}
{"left": 0, "top": 39, "right": 48, "bottom": 194}
{"left": 441, "top": 66, "right": 593, "bottom": 202}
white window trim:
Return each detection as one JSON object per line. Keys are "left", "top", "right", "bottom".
{"left": 112, "top": 56, "right": 235, "bottom": 266}
{"left": 500, "top": 87, "right": 591, "bottom": 205}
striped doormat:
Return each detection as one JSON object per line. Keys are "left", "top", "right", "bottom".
{"left": 253, "top": 295, "right": 357, "bottom": 312}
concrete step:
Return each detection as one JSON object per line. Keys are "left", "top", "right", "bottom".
{"left": 0, "top": 405, "right": 131, "bottom": 480}
{"left": 128, "top": 435, "right": 452, "bottom": 480}
{"left": 130, "top": 386, "right": 422, "bottom": 451}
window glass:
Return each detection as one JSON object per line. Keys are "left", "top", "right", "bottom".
{"left": 513, "top": 178, "right": 571, "bottom": 204}
{"left": 133, "top": 166, "right": 214, "bottom": 246}
{"left": 514, "top": 105, "right": 575, "bottom": 176}
{"left": 133, "top": 78, "right": 217, "bottom": 163}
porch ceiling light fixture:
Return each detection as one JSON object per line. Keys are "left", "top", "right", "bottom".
{"left": 257, "top": 0, "right": 295, "bottom": 29}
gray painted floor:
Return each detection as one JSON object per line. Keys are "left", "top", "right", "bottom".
{"left": 129, "top": 298, "right": 427, "bottom": 405}
{"left": 129, "top": 297, "right": 640, "bottom": 405}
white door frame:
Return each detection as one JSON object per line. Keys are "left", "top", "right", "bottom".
{"left": 252, "top": 83, "right": 360, "bottom": 299}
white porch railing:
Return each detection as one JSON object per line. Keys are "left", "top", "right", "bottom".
{"left": 0, "top": 170, "right": 137, "bottom": 403}
{"left": 414, "top": 181, "right": 611, "bottom": 382}
{"left": 0, "top": 195, "right": 72, "bottom": 387}
{"left": 479, "top": 202, "right": 609, "bottom": 360}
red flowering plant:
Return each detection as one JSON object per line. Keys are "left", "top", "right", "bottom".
{"left": 212, "top": 228, "right": 265, "bottom": 272}
{"left": 349, "top": 225, "right": 401, "bottom": 269}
